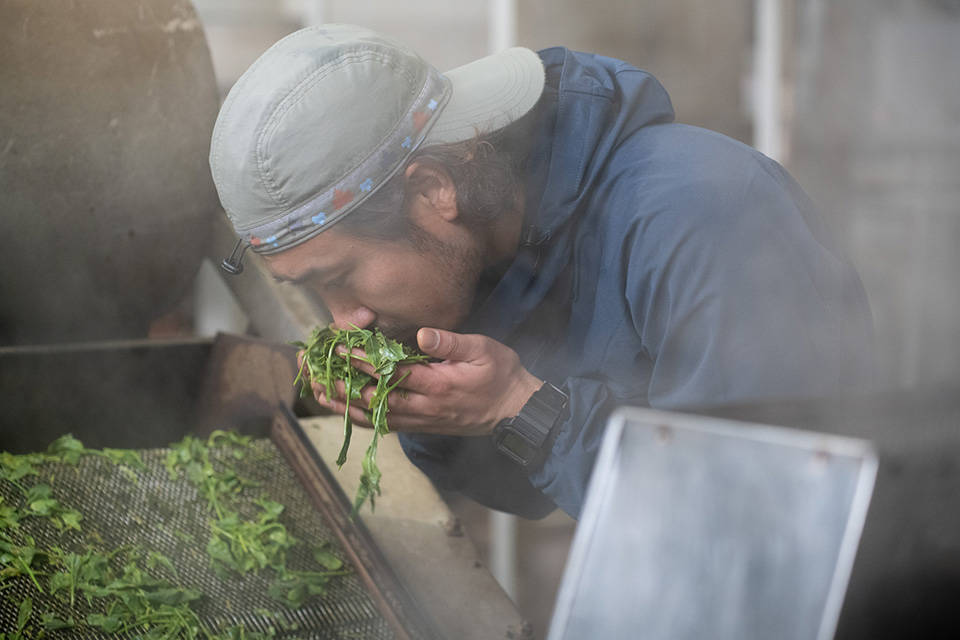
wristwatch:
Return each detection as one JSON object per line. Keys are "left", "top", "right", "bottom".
{"left": 493, "top": 382, "right": 569, "bottom": 468}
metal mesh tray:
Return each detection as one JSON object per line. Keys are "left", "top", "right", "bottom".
{"left": 0, "top": 412, "right": 435, "bottom": 639}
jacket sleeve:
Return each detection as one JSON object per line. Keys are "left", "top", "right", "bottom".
{"left": 398, "top": 376, "right": 617, "bottom": 520}
{"left": 526, "top": 376, "right": 619, "bottom": 518}
{"left": 625, "top": 149, "right": 874, "bottom": 409}
{"left": 529, "top": 146, "right": 874, "bottom": 519}
{"left": 397, "top": 432, "right": 557, "bottom": 519}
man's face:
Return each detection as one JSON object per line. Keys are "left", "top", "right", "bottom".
{"left": 264, "top": 223, "right": 485, "bottom": 345}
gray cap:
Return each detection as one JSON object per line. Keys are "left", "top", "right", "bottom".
{"left": 210, "top": 24, "right": 545, "bottom": 254}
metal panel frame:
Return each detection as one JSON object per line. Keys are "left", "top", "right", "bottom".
{"left": 549, "top": 407, "right": 877, "bottom": 640}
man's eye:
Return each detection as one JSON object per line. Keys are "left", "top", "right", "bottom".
{"left": 323, "top": 274, "right": 347, "bottom": 290}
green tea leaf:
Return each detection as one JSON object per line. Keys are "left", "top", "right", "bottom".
{"left": 45, "top": 434, "right": 87, "bottom": 464}
{"left": 312, "top": 545, "right": 343, "bottom": 571}
{"left": 295, "top": 327, "right": 427, "bottom": 513}
{"left": 0, "top": 502, "right": 20, "bottom": 530}
{"left": 87, "top": 613, "right": 122, "bottom": 633}
{"left": 0, "top": 452, "right": 40, "bottom": 482}
{"left": 16, "top": 597, "right": 32, "bottom": 631}
{"left": 28, "top": 498, "right": 58, "bottom": 516}
{"left": 60, "top": 509, "right": 82, "bottom": 530}
{"left": 49, "top": 571, "right": 72, "bottom": 596}
{"left": 101, "top": 448, "right": 145, "bottom": 470}
{"left": 41, "top": 613, "right": 75, "bottom": 630}
{"left": 25, "top": 483, "right": 52, "bottom": 502}
{"left": 257, "top": 499, "right": 284, "bottom": 520}
{"left": 146, "top": 551, "right": 179, "bottom": 580}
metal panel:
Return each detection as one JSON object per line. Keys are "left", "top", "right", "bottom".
{"left": 549, "top": 407, "right": 876, "bottom": 640}
{"left": 0, "top": 0, "right": 219, "bottom": 344}
{"left": 700, "top": 388, "right": 960, "bottom": 639}
{"left": 0, "top": 338, "right": 211, "bottom": 452}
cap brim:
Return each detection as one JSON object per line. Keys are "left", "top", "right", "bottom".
{"left": 424, "top": 47, "right": 545, "bottom": 146}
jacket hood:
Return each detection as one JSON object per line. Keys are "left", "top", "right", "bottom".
{"left": 465, "top": 47, "right": 674, "bottom": 342}
{"left": 527, "top": 47, "right": 675, "bottom": 237}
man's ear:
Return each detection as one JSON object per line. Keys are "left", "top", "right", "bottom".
{"left": 404, "top": 162, "right": 459, "bottom": 222}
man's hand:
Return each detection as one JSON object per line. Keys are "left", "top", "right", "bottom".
{"left": 308, "top": 328, "right": 542, "bottom": 436}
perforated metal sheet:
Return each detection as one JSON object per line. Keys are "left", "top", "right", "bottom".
{"left": 0, "top": 439, "right": 395, "bottom": 638}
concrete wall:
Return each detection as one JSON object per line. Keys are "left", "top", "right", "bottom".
{"left": 786, "top": 0, "right": 960, "bottom": 388}
{"left": 195, "top": 0, "right": 753, "bottom": 143}
{"left": 518, "top": 0, "right": 753, "bottom": 143}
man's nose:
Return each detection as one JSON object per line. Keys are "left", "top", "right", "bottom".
{"left": 326, "top": 298, "right": 376, "bottom": 330}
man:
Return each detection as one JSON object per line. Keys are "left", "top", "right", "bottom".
{"left": 210, "top": 25, "right": 873, "bottom": 519}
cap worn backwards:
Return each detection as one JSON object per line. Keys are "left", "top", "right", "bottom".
{"left": 209, "top": 24, "right": 545, "bottom": 255}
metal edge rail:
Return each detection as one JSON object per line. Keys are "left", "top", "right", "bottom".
{"left": 269, "top": 406, "right": 441, "bottom": 640}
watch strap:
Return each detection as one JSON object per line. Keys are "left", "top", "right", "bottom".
{"left": 493, "top": 382, "right": 568, "bottom": 467}
{"left": 511, "top": 382, "right": 567, "bottom": 445}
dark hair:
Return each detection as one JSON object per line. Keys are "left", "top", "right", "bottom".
{"left": 334, "top": 104, "right": 541, "bottom": 246}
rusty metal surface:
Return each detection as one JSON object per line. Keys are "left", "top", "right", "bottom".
{"left": 0, "top": 0, "right": 219, "bottom": 344}
{"left": 0, "top": 333, "right": 301, "bottom": 452}
{"left": 193, "top": 332, "right": 300, "bottom": 438}
{"left": 0, "top": 337, "right": 212, "bottom": 452}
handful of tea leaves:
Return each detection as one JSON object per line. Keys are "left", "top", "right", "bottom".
{"left": 294, "top": 327, "right": 428, "bottom": 514}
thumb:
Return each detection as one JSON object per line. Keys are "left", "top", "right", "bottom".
{"left": 417, "top": 328, "right": 485, "bottom": 362}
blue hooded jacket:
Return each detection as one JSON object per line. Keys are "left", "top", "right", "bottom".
{"left": 399, "top": 47, "right": 874, "bottom": 519}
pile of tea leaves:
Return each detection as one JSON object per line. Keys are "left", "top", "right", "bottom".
{"left": 294, "top": 327, "right": 428, "bottom": 514}
{"left": 0, "top": 432, "right": 348, "bottom": 639}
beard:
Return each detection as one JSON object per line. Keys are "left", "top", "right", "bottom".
{"left": 377, "top": 227, "right": 486, "bottom": 350}
{"left": 376, "top": 321, "right": 419, "bottom": 350}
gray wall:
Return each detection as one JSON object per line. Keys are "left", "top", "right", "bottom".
{"left": 787, "top": 0, "right": 960, "bottom": 388}
{"left": 518, "top": 0, "right": 753, "bottom": 143}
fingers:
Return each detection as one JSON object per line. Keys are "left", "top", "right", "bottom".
{"left": 318, "top": 375, "right": 423, "bottom": 412}
{"left": 312, "top": 383, "right": 374, "bottom": 428}
{"left": 313, "top": 378, "right": 365, "bottom": 404}
{"left": 330, "top": 329, "right": 486, "bottom": 378}
{"left": 330, "top": 339, "right": 445, "bottom": 394}
{"left": 331, "top": 346, "right": 373, "bottom": 374}
{"left": 310, "top": 329, "right": 495, "bottom": 423}
{"left": 417, "top": 328, "right": 488, "bottom": 363}
{"left": 313, "top": 382, "right": 433, "bottom": 429}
